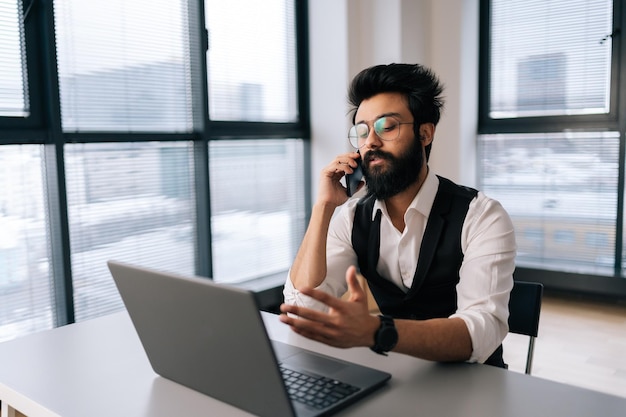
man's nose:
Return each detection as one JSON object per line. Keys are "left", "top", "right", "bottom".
{"left": 362, "top": 127, "right": 382, "bottom": 149}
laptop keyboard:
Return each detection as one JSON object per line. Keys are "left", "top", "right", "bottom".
{"left": 279, "top": 364, "right": 360, "bottom": 410}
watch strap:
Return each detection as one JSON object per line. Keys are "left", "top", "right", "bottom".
{"left": 370, "top": 314, "right": 397, "bottom": 356}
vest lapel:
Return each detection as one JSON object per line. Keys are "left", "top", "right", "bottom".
{"left": 367, "top": 209, "right": 382, "bottom": 272}
{"left": 405, "top": 185, "right": 453, "bottom": 298}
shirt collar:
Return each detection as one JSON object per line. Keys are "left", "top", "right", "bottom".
{"left": 371, "top": 168, "right": 439, "bottom": 221}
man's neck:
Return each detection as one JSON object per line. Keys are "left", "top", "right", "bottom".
{"left": 384, "top": 166, "right": 429, "bottom": 232}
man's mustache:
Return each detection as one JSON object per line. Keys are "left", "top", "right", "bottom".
{"left": 363, "top": 150, "right": 393, "bottom": 164}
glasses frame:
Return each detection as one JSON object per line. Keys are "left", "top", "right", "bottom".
{"left": 348, "top": 115, "right": 414, "bottom": 149}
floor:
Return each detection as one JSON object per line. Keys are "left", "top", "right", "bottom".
{"left": 502, "top": 292, "right": 626, "bottom": 399}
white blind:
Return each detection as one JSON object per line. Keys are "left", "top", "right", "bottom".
{"left": 0, "top": 0, "right": 28, "bottom": 117}
{"left": 489, "top": 0, "right": 613, "bottom": 118}
{"left": 205, "top": 0, "right": 298, "bottom": 122}
{"left": 53, "top": 0, "right": 194, "bottom": 132}
{"left": 478, "top": 131, "right": 619, "bottom": 275}
{"left": 209, "top": 139, "right": 305, "bottom": 283}
{"left": 0, "top": 145, "right": 53, "bottom": 342}
{"left": 65, "top": 142, "right": 197, "bottom": 321}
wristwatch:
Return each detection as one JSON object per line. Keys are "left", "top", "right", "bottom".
{"left": 370, "top": 315, "right": 398, "bottom": 355}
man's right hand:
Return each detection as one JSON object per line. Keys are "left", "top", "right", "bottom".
{"left": 317, "top": 151, "right": 364, "bottom": 207}
{"left": 288, "top": 152, "right": 363, "bottom": 290}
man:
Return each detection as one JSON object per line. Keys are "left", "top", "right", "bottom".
{"left": 280, "top": 63, "right": 516, "bottom": 367}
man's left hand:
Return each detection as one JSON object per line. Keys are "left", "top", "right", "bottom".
{"left": 279, "top": 265, "right": 380, "bottom": 349}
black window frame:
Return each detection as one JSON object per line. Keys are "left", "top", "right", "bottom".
{"left": 478, "top": 0, "right": 626, "bottom": 298}
{"left": 0, "top": 0, "right": 311, "bottom": 327}
{"left": 478, "top": 0, "right": 623, "bottom": 135}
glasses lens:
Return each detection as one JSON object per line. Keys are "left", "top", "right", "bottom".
{"left": 348, "top": 123, "right": 369, "bottom": 148}
{"left": 373, "top": 117, "right": 399, "bottom": 140}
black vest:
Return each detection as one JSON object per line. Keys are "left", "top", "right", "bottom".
{"left": 351, "top": 176, "right": 505, "bottom": 367}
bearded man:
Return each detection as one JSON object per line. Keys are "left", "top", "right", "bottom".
{"left": 280, "top": 63, "right": 516, "bottom": 367}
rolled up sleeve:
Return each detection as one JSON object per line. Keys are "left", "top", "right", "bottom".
{"left": 283, "top": 200, "right": 359, "bottom": 311}
{"left": 450, "top": 193, "right": 516, "bottom": 363}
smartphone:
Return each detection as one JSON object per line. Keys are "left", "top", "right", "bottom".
{"left": 346, "top": 154, "right": 364, "bottom": 197}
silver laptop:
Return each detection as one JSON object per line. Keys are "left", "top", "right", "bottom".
{"left": 108, "top": 260, "right": 391, "bottom": 417}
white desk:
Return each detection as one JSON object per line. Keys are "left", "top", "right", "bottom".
{"left": 0, "top": 311, "right": 624, "bottom": 417}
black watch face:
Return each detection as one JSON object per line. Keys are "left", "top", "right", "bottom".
{"left": 379, "top": 326, "right": 397, "bottom": 350}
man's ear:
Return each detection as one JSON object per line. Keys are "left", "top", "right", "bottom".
{"left": 419, "top": 123, "right": 435, "bottom": 146}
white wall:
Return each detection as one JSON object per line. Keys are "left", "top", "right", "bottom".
{"left": 308, "top": 0, "right": 479, "bottom": 201}
{"left": 307, "top": 0, "right": 351, "bottom": 201}
{"left": 429, "top": 0, "right": 479, "bottom": 186}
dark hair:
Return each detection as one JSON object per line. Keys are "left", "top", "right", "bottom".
{"left": 347, "top": 63, "right": 444, "bottom": 159}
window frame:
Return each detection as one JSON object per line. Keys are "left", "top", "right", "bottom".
{"left": 478, "top": 0, "right": 623, "bottom": 135}
{"left": 478, "top": 0, "right": 626, "bottom": 297}
{"left": 0, "top": 0, "right": 46, "bottom": 134}
{"left": 0, "top": 0, "right": 310, "bottom": 331}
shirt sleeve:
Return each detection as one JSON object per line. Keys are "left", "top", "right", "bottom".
{"left": 450, "top": 192, "right": 516, "bottom": 364}
{"left": 283, "top": 200, "right": 360, "bottom": 311}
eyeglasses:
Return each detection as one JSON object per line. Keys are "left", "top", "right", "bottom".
{"left": 348, "top": 116, "right": 413, "bottom": 149}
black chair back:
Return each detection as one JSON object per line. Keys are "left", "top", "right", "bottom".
{"left": 508, "top": 280, "right": 543, "bottom": 374}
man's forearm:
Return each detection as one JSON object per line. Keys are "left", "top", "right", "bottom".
{"left": 290, "top": 202, "right": 337, "bottom": 289}
{"left": 393, "top": 317, "right": 473, "bottom": 362}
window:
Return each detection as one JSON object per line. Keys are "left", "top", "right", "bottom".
{"left": 0, "top": 0, "right": 309, "bottom": 341}
{"left": 0, "top": 145, "right": 53, "bottom": 342}
{"left": 487, "top": 0, "right": 613, "bottom": 119}
{"left": 478, "top": 131, "right": 618, "bottom": 274}
{"left": 479, "top": 0, "right": 624, "bottom": 281}
{"left": 64, "top": 142, "right": 197, "bottom": 321}
{"left": 205, "top": 0, "right": 298, "bottom": 122}
{"left": 0, "top": 0, "right": 28, "bottom": 117}
{"left": 209, "top": 140, "right": 305, "bottom": 283}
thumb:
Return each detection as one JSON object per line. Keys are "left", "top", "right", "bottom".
{"left": 345, "top": 265, "right": 366, "bottom": 303}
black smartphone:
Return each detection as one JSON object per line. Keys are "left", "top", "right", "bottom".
{"left": 346, "top": 154, "right": 364, "bottom": 197}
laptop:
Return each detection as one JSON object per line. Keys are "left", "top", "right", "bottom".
{"left": 107, "top": 260, "right": 391, "bottom": 417}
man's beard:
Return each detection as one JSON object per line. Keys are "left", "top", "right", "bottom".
{"left": 362, "top": 137, "right": 424, "bottom": 200}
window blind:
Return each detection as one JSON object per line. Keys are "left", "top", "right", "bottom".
{"left": 209, "top": 139, "right": 305, "bottom": 283}
{"left": 53, "top": 0, "right": 194, "bottom": 132}
{"left": 65, "top": 142, "right": 197, "bottom": 321}
{"left": 478, "top": 131, "right": 619, "bottom": 275}
{"left": 0, "top": 0, "right": 28, "bottom": 117}
{"left": 0, "top": 145, "right": 53, "bottom": 341}
{"left": 205, "top": 0, "right": 298, "bottom": 122}
{"left": 489, "top": 0, "right": 613, "bottom": 118}
{"left": 1, "top": 0, "right": 307, "bottom": 337}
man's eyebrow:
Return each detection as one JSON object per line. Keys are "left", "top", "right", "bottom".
{"left": 355, "top": 112, "right": 403, "bottom": 125}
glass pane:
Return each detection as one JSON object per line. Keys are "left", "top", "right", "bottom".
{"left": 0, "top": 145, "right": 53, "bottom": 342}
{"left": 53, "top": 0, "right": 194, "bottom": 132}
{"left": 65, "top": 142, "right": 197, "bottom": 321}
{"left": 0, "top": 0, "right": 29, "bottom": 117}
{"left": 490, "top": 0, "right": 612, "bottom": 118}
{"left": 478, "top": 132, "right": 619, "bottom": 275}
{"left": 205, "top": 0, "right": 298, "bottom": 122}
{"left": 209, "top": 139, "right": 305, "bottom": 283}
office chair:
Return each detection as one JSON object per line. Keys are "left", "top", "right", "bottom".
{"left": 508, "top": 280, "right": 543, "bottom": 375}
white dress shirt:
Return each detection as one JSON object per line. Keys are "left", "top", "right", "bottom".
{"left": 284, "top": 170, "right": 517, "bottom": 363}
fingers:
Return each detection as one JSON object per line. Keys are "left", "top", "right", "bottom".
{"left": 280, "top": 302, "right": 327, "bottom": 323}
{"left": 284, "top": 266, "right": 365, "bottom": 311}
{"left": 325, "top": 152, "right": 361, "bottom": 174}
{"left": 339, "top": 152, "right": 362, "bottom": 170}
{"left": 279, "top": 304, "right": 345, "bottom": 346}
{"left": 298, "top": 285, "right": 346, "bottom": 311}
{"left": 279, "top": 266, "right": 372, "bottom": 349}
{"left": 345, "top": 266, "right": 366, "bottom": 303}
{"left": 318, "top": 153, "right": 364, "bottom": 205}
